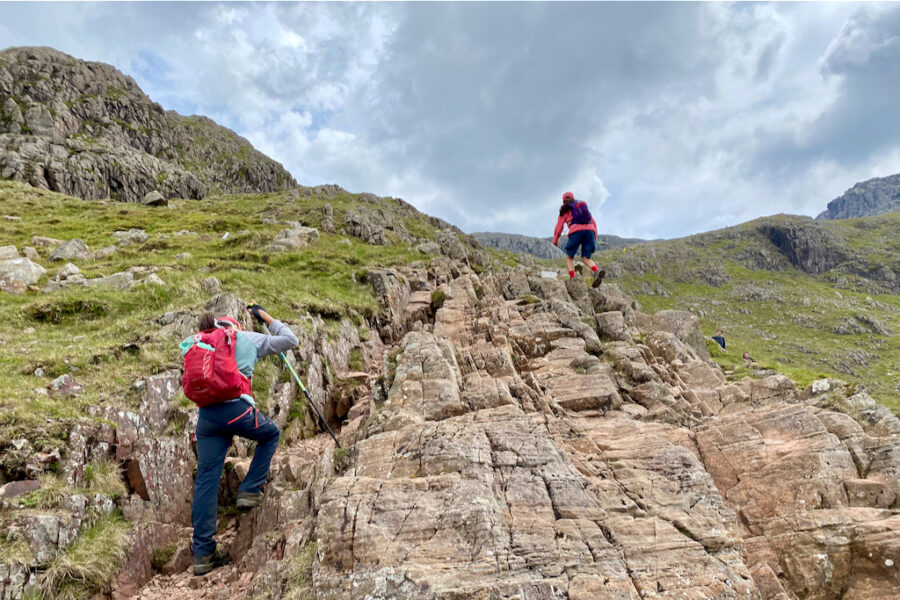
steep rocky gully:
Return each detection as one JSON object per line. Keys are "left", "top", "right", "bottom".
{"left": 3, "top": 255, "right": 899, "bottom": 600}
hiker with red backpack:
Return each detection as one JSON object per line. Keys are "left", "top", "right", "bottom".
{"left": 552, "top": 191, "right": 605, "bottom": 287}
{"left": 180, "top": 305, "right": 298, "bottom": 576}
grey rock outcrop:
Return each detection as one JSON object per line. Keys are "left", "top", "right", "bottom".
{"left": 267, "top": 223, "right": 319, "bottom": 252}
{"left": 818, "top": 173, "right": 900, "bottom": 220}
{"left": 48, "top": 239, "right": 89, "bottom": 261}
{"left": 0, "top": 46, "right": 296, "bottom": 202}
{"left": 0, "top": 256, "right": 46, "bottom": 294}
{"left": 756, "top": 217, "right": 849, "bottom": 275}
{"left": 471, "top": 231, "right": 565, "bottom": 259}
{"left": 141, "top": 190, "right": 167, "bottom": 206}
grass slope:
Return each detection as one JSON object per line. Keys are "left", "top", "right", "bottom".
{"left": 582, "top": 211, "right": 900, "bottom": 410}
{"left": 0, "top": 180, "right": 440, "bottom": 449}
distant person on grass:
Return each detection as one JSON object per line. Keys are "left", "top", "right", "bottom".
{"left": 180, "top": 305, "right": 298, "bottom": 576}
{"left": 712, "top": 329, "right": 726, "bottom": 350}
{"left": 552, "top": 191, "right": 605, "bottom": 287}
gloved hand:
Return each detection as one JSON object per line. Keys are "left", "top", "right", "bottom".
{"left": 247, "top": 303, "right": 267, "bottom": 324}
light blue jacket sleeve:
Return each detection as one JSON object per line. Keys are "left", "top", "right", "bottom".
{"left": 241, "top": 320, "right": 299, "bottom": 357}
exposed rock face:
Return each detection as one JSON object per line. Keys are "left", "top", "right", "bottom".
{"left": 756, "top": 217, "right": 849, "bottom": 275}
{"left": 0, "top": 46, "right": 295, "bottom": 202}
{"left": 6, "top": 247, "right": 900, "bottom": 600}
{"left": 818, "top": 173, "right": 900, "bottom": 220}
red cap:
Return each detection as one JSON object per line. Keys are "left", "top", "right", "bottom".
{"left": 562, "top": 191, "right": 574, "bottom": 202}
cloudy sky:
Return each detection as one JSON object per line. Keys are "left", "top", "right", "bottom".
{"left": 2, "top": 2, "right": 899, "bottom": 239}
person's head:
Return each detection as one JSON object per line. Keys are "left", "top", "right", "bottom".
{"left": 742, "top": 352, "right": 750, "bottom": 359}
{"left": 198, "top": 313, "right": 243, "bottom": 331}
{"left": 716, "top": 329, "right": 723, "bottom": 336}
{"left": 559, "top": 191, "right": 575, "bottom": 216}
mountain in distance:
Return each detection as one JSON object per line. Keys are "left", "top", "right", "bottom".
{"left": 596, "top": 209, "right": 899, "bottom": 405}
{"left": 472, "top": 231, "right": 651, "bottom": 260}
{"left": 817, "top": 172, "right": 900, "bottom": 220}
{"left": 0, "top": 46, "right": 295, "bottom": 203}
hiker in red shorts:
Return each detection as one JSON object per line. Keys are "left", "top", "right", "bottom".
{"left": 552, "top": 191, "right": 605, "bottom": 287}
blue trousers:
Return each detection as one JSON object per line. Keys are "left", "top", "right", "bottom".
{"left": 191, "top": 400, "right": 281, "bottom": 557}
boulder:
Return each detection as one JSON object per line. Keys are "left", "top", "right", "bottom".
{"left": 31, "top": 235, "right": 62, "bottom": 248}
{"left": 201, "top": 277, "right": 222, "bottom": 293}
{"left": 0, "top": 479, "right": 41, "bottom": 499}
{"left": 48, "top": 239, "right": 90, "bottom": 261}
{"left": 48, "top": 373, "right": 83, "bottom": 397}
{"left": 0, "top": 245, "right": 18, "bottom": 260}
{"left": 22, "top": 246, "right": 40, "bottom": 262}
{"left": 345, "top": 209, "right": 387, "bottom": 245}
{"left": 415, "top": 241, "right": 441, "bottom": 255}
{"left": 0, "top": 257, "right": 47, "bottom": 291}
{"left": 92, "top": 245, "right": 117, "bottom": 259}
{"left": 595, "top": 310, "right": 631, "bottom": 342}
{"left": 651, "top": 310, "right": 710, "bottom": 361}
{"left": 267, "top": 223, "right": 319, "bottom": 251}
{"left": 84, "top": 271, "right": 135, "bottom": 290}
{"left": 435, "top": 229, "right": 467, "bottom": 261}
{"left": 141, "top": 190, "right": 167, "bottom": 206}
{"left": 113, "top": 229, "right": 149, "bottom": 245}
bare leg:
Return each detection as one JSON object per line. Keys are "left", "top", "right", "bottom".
{"left": 581, "top": 257, "right": 597, "bottom": 270}
{"left": 566, "top": 255, "right": 575, "bottom": 276}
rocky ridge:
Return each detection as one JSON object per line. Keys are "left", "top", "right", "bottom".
{"left": 2, "top": 228, "right": 898, "bottom": 599}
{"left": 471, "top": 232, "right": 566, "bottom": 260}
{"left": 817, "top": 173, "right": 900, "bottom": 220}
{"left": 0, "top": 46, "right": 295, "bottom": 202}
{"left": 472, "top": 232, "right": 651, "bottom": 261}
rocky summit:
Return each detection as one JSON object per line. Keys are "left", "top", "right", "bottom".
{"left": 2, "top": 202, "right": 898, "bottom": 598}
{"left": 817, "top": 173, "right": 900, "bottom": 221}
{"left": 0, "top": 46, "right": 295, "bottom": 202}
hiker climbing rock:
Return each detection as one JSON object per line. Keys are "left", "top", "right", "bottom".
{"left": 552, "top": 191, "right": 605, "bottom": 287}
{"left": 180, "top": 305, "right": 299, "bottom": 576}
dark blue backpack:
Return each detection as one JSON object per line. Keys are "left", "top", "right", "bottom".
{"left": 569, "top": 200, "right": 592, "bottom": 225}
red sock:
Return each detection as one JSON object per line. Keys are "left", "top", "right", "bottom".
{"left": 568, "top": 270, "right": 575, "bottom": 279}
{"left": 591, "top": 265, "right": 598, "bottom": 272}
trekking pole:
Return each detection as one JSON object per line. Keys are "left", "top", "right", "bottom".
{"left": 259, "top": 321, "right": 341, "bottom": 448}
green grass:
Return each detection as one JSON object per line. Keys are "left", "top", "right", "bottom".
{"left": 40, "top": 512, "right": 131, "bottom": 600}
{"left": 17, "top": 459, "right": 126, "bottom": 509}
{"left": 593, "top": 211, "right": 900, "bottom": 411}
{"left": 0, "top": 180, "right": 447, "bottom": 448}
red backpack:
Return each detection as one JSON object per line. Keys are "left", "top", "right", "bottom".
{"left": 181, "top": 328, "right": 252, "bottom": 407}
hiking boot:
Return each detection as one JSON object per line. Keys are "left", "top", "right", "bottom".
{"left": 193, "top": 547, "right": 230, "bottom": 576}
{"left": 591, "top": 269, "right": 606, "bottom": 288}
{"left": 236, "top": 490, "right": 262, "bottom": 512}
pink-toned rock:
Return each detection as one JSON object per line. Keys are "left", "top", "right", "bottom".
{"left": 48, "top": 373, "right": 83, "bottom": 397}
{"left": 0, "top": 479, "right": 40, "bottom": 499}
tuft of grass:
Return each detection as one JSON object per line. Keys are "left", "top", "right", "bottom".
{"left": 430, "top": 289, "right": 446, "bottom": 311}
{"left": 0, "top": 537, "right": 35, "bottom": 566}
{"left": 283, "top": 541, "right": 317, "bottom": 600}
{"left": 151, "top": 543, "right": 177, "bottom": 572}
{"left": 348, "top": 347, "right": 365, "bottom": 373}
{"left": 19, "top": 473, "right": 69, "bottom": 509}
{"left": 41, "top": 512, "right": 131, "bottom": 600}
{"left": 333, "top": 447, "right": 350, "bottom": 474}
{"left": 83, "top": 459, "right": 127, "bottom": 500}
